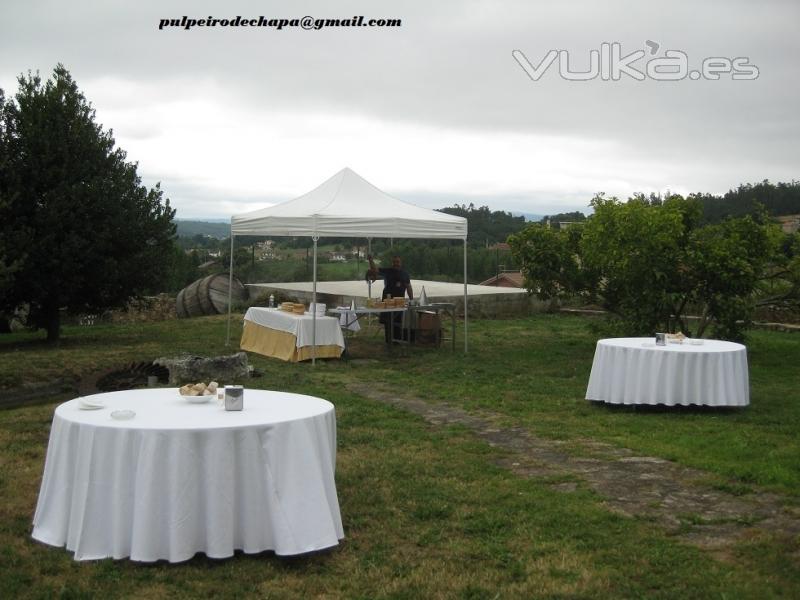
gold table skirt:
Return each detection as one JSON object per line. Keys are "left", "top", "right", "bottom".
{"left": 240, "top": 320, "right": 343, "bottom": 362}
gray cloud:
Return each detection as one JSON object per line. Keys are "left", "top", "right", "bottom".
{"left": 1, "top": 0, "right": 797, "bottom": 217}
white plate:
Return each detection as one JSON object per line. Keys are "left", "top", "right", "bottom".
{"left": 111, "top": 409, "right": 135, "bottom": 420}
{"left": 181, "top": 394, "right": 212, "bottom": 404}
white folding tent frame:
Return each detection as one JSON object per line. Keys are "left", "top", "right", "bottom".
{"left": 225, "top": 168, "right": 469, "bottom": 362}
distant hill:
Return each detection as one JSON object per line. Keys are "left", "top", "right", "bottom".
{"left": 175, "top": 220, "right": 230, "bottom": 239}
{"left": 439, "top": 204, "right": 528, "bottom": 246}
{"left": 512, "top": 212, "right": 545, "bottom": 222}
{"left": 694, "top": 180, "right": 800, "bottom": 224}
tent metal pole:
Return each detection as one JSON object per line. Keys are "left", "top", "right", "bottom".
{"left": 312, "top": 236, "right": 318, "bottom": 365}
{"left": 226, "top": 232, "right": 235, "bottom": 346}
{"left": 463, "top": 238, "right": 468, "bottom": 354}
{"left": 367, "top": 237, "right": 372, "bottom": 298}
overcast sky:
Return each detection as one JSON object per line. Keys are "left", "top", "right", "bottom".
{"left": 1, "top": 0, "right": 797, "bottom": 219}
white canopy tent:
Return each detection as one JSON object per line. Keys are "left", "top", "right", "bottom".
{"left": 227, "top": 168, "right": 469, "bottom": 361}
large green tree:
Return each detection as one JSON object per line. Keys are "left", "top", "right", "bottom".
{"left": 0, "top": 65, "right": 175, "bottom": 341}
{"left": 509, "top": 193, "right": 781, "bottom": 340}
{"left": 0, "top": 90, "right": 19, "bottom": 296}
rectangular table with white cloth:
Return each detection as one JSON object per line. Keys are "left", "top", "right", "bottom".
{"left": 31, "top": 388, "right": 344, "bottom": 562}
{"left": 585, "top": 337, "right": 750, "bottom": 407}
{"left": 241, "top": 307, "right": 345, "bottom": 362}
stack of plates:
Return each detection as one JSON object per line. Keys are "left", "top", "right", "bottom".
{"left": 309, "top": 302, "right": 326, "bottom": 316}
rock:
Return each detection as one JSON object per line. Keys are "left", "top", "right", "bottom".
{"left": 153, "top": 352, "right": 250, "bottom": 386}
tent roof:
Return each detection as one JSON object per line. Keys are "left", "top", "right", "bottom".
{"left": 230, "top": 168, "right": 467, "bottom": 239}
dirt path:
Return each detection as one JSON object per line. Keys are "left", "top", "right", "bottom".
{"left": 346, "top": 382, "right": 800, "bottom": 557}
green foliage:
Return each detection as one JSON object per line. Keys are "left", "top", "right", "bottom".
{"left": 174, "top": 220, "right": 229, "bottom": 239}
{"left": 756, "top": 231, "right": 800, "bottom": 317}
{"left": 685, "top": 214, "right": 774, "bottom": 338}
{"left": 175, "top": 232, "right": 225, "bottom": 251}
{"left": 696, "top": 179, "right": 800, "bottom": 224}
{"left": 178, "top": 205, "right": 528, "bottom": 285}
{"left": 213, "top": 239, "right": 519, "bottom": 285}
{"left": 580, "top": 194, "right": 702, "bottom": 335}
{"left": 374, "top": 241, "right": 518, "bottom": 283}
{"left": 439, "top": 203, "right": 527, "bottom": 247}
{"left": 509, "top": 193, "right": 782, "bottom": 340}
{"left": 0, "top": 112, "right": 19, "bottom": 299}
{"left": 538, "top": 210, "right": 588, "bottom": 228}
{"left": 161, "top": 243, "right": 204, "bottom": 293}
{"left": 507, "top": 224, "right": 584, "bottom": 302}
{"left": 0, "top": 65, "right": 175, "bottom": 341}
{"left": 268, "top": 204, "right": 527, "bottom": 252}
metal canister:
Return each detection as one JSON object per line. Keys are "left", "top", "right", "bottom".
{"left": 224, "top": 385, "right": 244, "bottom": 411}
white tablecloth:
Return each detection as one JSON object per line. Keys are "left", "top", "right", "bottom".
{"left": 244, "top": 307, "right": 345, "bottom": 349}
{"left": 585, "top": 337, "right": 749, "bottom": 406}
{"left": 331, "top": 308, "right": 361, "bottom": 332}
{"left": 32, "top": 388, "right": 344, "bottom": 562}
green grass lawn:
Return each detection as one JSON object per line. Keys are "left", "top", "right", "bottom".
{"left": 0, "top": 314, "right": 798, "bottom": 598}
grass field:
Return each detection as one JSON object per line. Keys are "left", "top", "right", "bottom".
{"left": 0, "top": 314, "right": 798, "bottom": 598}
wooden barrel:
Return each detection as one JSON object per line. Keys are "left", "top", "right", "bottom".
{"left": 175, "top": 274, "right": 248, "bottom": 318}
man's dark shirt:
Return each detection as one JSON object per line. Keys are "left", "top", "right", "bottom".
{"left": 378, "top": 267, "right": 410, "bottom": 299}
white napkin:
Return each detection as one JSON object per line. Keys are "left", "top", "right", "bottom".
{"left": 78, "top": 397, "right": 106, "bottom": 410}
{"left": 338, "top": 309, "right": 361, "bottom": 332}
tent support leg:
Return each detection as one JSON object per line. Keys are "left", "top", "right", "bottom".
{"left": 312, "top": 236, "right": 318, "bottom": 365}
{"left": 226, "top": 233, "right": 235, "bottom": 347}
{"left": 463, "top": 238, "right": 468, "bottom": 354}
{"left": 367, "top": 237, "right": 372, "bottom": 298}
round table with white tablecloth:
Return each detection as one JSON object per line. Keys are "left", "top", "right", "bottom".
{"left": 585, "top": 338, "right": 750, "bottom": 407}
{"left": 32, "top": 388, "right": 344, "bottom": 562}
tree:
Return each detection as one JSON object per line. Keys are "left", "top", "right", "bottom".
{"left": 758, "top": 231, "right": 800, "bottom": 316}
{"left": 578, "top": 194, "right": 703, "bottom": 335}
{"left": 439, "top": 204, "right": 527, "bottom": 247}
{"left": 507, "top": 224, "right": 587, "bottom": 303}
{"left": 538, "top": 211, "right": 588, "bottom": 229}
{"left": 0, "top": 65, "right": 175, "bottom": 341}
{"left": 509, "top": 193, "right": 780, "bottom": 341}
{"left": 690, "top": 180, "right": 800, "bottom": 224}
{"left": 0, "top": 87, "right": 20, "bottom": 300}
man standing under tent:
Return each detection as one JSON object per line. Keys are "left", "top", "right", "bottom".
{"left": 368, "top": 254, "right": 414, "bottom": 343}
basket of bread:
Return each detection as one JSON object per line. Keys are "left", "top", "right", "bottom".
{"left": 280, "top": 302, "right": 306, "bottom": 314}
{"left": 179, "top": 381, "right": 220, "bottom": 403}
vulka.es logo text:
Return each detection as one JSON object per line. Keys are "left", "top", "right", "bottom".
{"left": 512, "top": 41, "right": 759, "bottom": 82}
